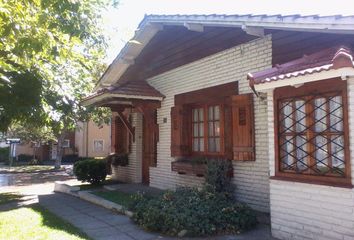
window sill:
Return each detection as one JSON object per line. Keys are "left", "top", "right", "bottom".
{"left": 270, "top": 175, "right": 353, "bottom": 189}
{"left": 171, "top": 161, "right": 206, "bottom": 177}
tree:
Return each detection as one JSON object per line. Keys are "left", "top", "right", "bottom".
{"left": 0, "top": 0, "right": 116, "bottom": 168}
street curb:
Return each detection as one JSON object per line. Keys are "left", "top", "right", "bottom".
{"left": 54, "top": 181, "right": 133, "bottom": 217}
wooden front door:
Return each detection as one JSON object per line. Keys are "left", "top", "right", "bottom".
{"left": 142, "top": 110, "right": 158, "bottom": 184}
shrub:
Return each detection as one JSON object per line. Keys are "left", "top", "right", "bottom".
{"left": 109, "top": 153, "right": 129, "bottom": 167}
{"left": 131, "top": 188, "right": 257, "bottom": 237}
{"left": 205, "top": 159, "right": 234, "bottom": 196}
{"left": 17, "top": 154, "right": 33, "bottom": 162}
{"left": 62, "top": 154, "right": 79, "bottom": 163}
{"left": 73, "top": 159, "right": 107, "bottom": 185}
{"left": 0, "top": 147, "right": 9, "bottom": 162}
{"left": 105, "top": 153, "right": 129, "bottom": 175}
{"left": 28, "top": 158, "right": 42, "bottom": 165}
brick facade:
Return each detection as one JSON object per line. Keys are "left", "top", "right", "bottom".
{"left": 267, "top": 81, "right": 354, "bottom": 240}
{"left": 146, "top": 36, "right": 272, "bottom": 212}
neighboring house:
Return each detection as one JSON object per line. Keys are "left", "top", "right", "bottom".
{"left": 83, "top": 14, "right": 354, "bottom": 240}
{"left": 15, "top": 132, "right": 75, "bottom": 161}
{"left": 75, "top": 120, "right": 111, "bottom": 158}
{"left": 16, "top": 142, "right": 50, "bottom": 161}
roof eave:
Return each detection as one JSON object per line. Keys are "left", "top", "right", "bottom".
{"left": 82, "top": 92, "right": 164, "bottom": 107}
{"left": 254, "top": 67, "right": 354, "bottom": 92}
{"left": 95, "top": 14, "right": 354, "bottom": 90}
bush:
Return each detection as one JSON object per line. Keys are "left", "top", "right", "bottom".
{"left": 105, "top": 153, "right": 129, "bottom": 175}
{"left": 131, "top": 158, "right": 256, "bottom": 237}
{"left": 28, "top": 158, "right": 42, "bottom": 165}
{"left": 73, "top": 159, "right": 107, "bottom": 185}
{"left": 62, "top": 154, "right": 79, "bottom": 163}
{"left": 17, "top": 154, "right": 33, "bottom": 162}
{"left": 131, "top": 188, "right": 257, "bottom": 237}
{"left": 205, "top": 159, "right": 234, "bottom": 196}
{"left": 0, "top": 147, "right": 9, "bottom": 162}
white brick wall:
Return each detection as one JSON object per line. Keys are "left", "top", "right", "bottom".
{"left": 268, "top": 79, "right": 354, "bottom": 240}
{"left": 146, "top": 36, "right": 272, "bottom": 212}
{"left": 112, "top": 112, "right": 143, "bottom": 183}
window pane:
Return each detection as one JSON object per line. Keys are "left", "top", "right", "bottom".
{"left": 208, "top": 122, "right": 214, "bottom": 136}
{"left": 329, "top": 96, "right": 343, "bottom": 132}
{"left": 199, "top": 108, "right": 204, "bottom": 121}
{"left": 193, "top": 139, "right": 199, "bottom": 151}
{"left": 315, "top": 135, "right": 328, "bottom": 172}
{"left": 296, "top": 135, "right": 307, "bottom": 171}
{"left": 208, "top": 138, "right": 216, "bottom": 152}
{"left": 199, "top": 139, "right": 204, "bottom": 151}
{"left": 208, "top": 106, "right": 214, "bottom": 120}
{"left": 214, "top": 121, "right": 220, "bottom": 136}
{"left": 193, "top": 123, "right": 199, "bottom": 137}
{"left": 282, "top": 102, "right": 293, "bottom": 132}
{"left": 199, "top": 123, "right": 204, "bottom": 137}
{"left": 295, "top": 100, "right": 306, "bottom": 132}
{"left": 314, "top": 98, "right": 327, "bottom": 132}
{"left": 282, "top": 136, "right": 294, "bottom": 170}
{"left": 214, "top": 106, "right": 220, "bottom": 120}
{"left": 215, "top": 138, "right": 220, "bottom": 152}
{"left": 331, "top": 135, "right": 345, "bottom": 169}
{"left": 193, "top": 109, "right": 198, "bottom": 122}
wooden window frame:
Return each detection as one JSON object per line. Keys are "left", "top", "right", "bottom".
{"left": 191, "top": 103, "right": 225, "bottom": 156}
{"left": 273, "top": 78, "right": 352, "bottom": 187}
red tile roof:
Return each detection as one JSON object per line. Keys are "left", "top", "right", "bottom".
{"left": 248, "top": 46, "right": 354, "bottom": 86}
{"left": 85, "top": 81, "right": 164, "bottom": 101}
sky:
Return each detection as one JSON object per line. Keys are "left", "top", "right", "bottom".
{"left": 102, "top": 0, "right": 354, "bottom": 63}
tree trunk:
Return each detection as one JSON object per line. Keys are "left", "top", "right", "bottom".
{"left": 55, "top": 133, "right": 65, "bottom": 169}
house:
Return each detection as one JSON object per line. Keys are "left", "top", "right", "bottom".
{"left": 75, "top": 120, "right": 111, "bottom": 158}
{"left": 83, "top": 14, "right": 354, "bottom": 240}
{"left": 15, "top": 132, "right": 75, "bottom": 161}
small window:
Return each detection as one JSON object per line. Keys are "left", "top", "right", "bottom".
{"left": 275, "top": 79, "right": 350, "bottom": 186}
{"left": 62, "top": 139, "right": 70, "bottom": 148}
{"left": 192, "top": 105, "right": 222, "bottom": 154}
{"left": 93, "top": 140, "right": 104, "bottom": 152}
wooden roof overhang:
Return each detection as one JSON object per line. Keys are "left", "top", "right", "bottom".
{"left": 95, "top": 14, "right": 354, "bottom": 91}
{"left": 82, "top": 79, "right": 165, "bottom": 109}
{"left": 248, "top": 45, "right": 354, "bottom": 93}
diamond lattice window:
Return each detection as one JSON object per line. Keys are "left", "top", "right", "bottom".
{"left": 275, "top": 79, "right": 350, "bottom": 184}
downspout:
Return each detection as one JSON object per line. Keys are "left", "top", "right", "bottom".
{"left": 86, "top": 121, "right": 89, "bottom": 157}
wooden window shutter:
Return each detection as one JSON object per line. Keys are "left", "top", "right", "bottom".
{"left": 232, "top": 93, "right": 255, "bottom": 161}
{"left": 171, "top": 105, "right": 192, "bottom": 157}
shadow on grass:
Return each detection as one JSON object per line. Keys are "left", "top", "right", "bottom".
{"left": 31, "top": 204, "right": 91, "bottom": 239}
{"left": 0, "top": 192, "right": 23, "bottom": 205}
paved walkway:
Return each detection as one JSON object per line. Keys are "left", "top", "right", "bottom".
{"left": 38, "top": 193, "right": 276, "bottom": 240}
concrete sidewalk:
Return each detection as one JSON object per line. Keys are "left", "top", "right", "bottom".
{"left": 38, "top": 193, "right": 276, "bottom": 240}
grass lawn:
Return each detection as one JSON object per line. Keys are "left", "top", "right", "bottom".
{"left": 0, "top": 204, "right": 90, "bottom": 240}
{"left": 92, "top": 190, "right": 134, "bottom": 208}
{"left": 0, "top": 165, "right": 59, "bottom": 173}
{"left": 0, "top": 192, "right": 22, "bottom": 205}
{"left": 74, "top": 178, "right": 121, "bottom": 191}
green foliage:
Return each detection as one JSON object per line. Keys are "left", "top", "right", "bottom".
{"left": 73, "top": 159, "right": 107, "bottom": 185}
{"left": 62, "top": 154, "right": 79, "bottom": 163}
{"left": 28, "top": 158, "right": 42, "bottom": 165}
{"left": 0, "top": 0, "right": 114, "bottom": 140}
{"left": 205, "top": 159, "right": 234, "bottom": 196}
{"left": 17, "top": 154, "right": 33, "bottom": 162}
{"left": 0, "top": 147, "right": 9, "bottom": 162}
{"left": 131, "top": 188, "right": 257, "bottom": 237}
{"left": 109, "top": 153, "right": 129, "bottom": 167}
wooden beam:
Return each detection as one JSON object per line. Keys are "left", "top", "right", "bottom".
{"left": 241, "top": 25, "right": 264, "bottom": 37}
{"left": 184, "top": 22, "right": 204, "bottom": 32}
{"left": 117, "top": 111, "right": 135, "bottom": 142}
